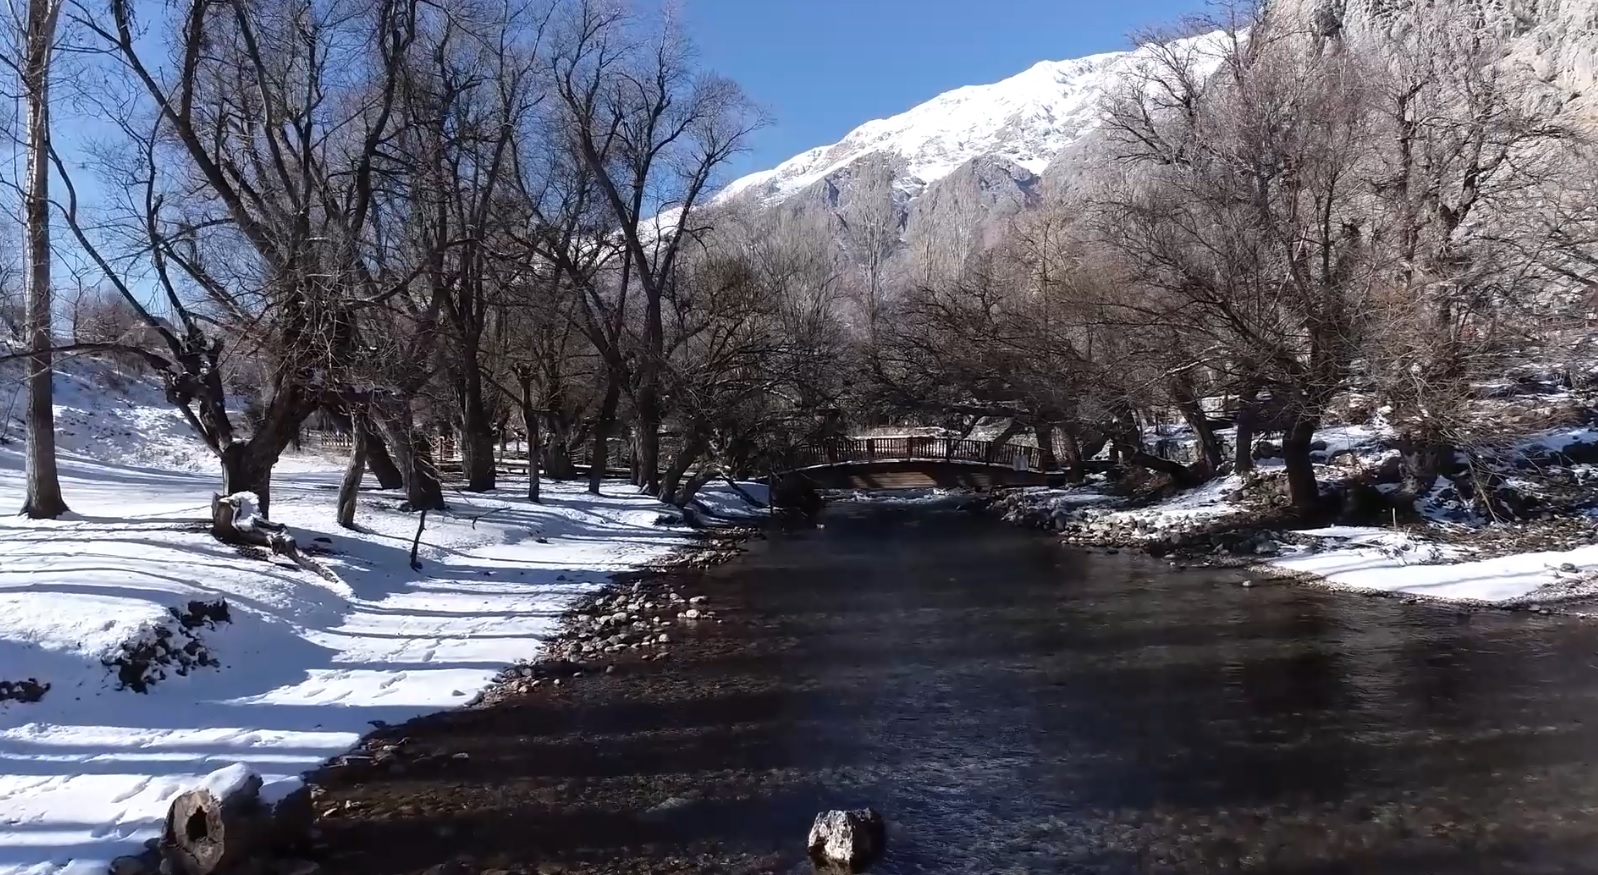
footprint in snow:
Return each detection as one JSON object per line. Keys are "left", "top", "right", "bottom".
{"left": 108, "top": 776, "right": 152, "bottom": 804}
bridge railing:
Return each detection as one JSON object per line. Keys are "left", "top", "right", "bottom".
{"left": 792, "top": 436, "right": 1044, "bottom": 470}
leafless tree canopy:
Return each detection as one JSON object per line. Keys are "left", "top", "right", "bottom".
{"left": 6, "top": 0, "right": 1594, "bottom": 523}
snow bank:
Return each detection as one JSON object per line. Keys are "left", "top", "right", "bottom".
{"left": 831, "top": 487, "right": 971, "bottom": 507}
{"left": 1000, "top": 476, "right": 1247, "bottom": 537}
{"left": 999, "top": 418, "right": 1598, "bottom": 607}
{"left": 1269, "top": 528, "right": 1598, "bottom": 604}
{"left": 0, "top": 376, "right": 715, "bottom": 873}
{"left": 1, "top": 358, "right": 219, "bottom": 473}
{"left": 693, "top": 481, "right": 771, "bottom": 521}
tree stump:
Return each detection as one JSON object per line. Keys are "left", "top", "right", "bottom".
{"left": 161, "top": 771, "right": 271, "bottom": 875}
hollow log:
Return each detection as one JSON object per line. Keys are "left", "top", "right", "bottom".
{"left": 161, "top": 777, "right": 269, "bottom": 875}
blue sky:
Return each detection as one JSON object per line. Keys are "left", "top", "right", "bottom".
{"left": 683, "top": 0, "right": 1210, "bottom": 180}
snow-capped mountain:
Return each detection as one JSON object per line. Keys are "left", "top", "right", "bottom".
{"left": 715, "top": 0, "right": 1595, "bottom": 272}
{"left": 716, "top": 33, "right": 1229, "bottom": 209}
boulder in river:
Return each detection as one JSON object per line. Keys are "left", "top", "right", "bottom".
{"left": 807, "top": 808, "right": 885, "bottom": 871}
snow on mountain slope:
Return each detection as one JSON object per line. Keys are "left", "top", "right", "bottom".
{"left": 717, "top": 32, "right": 1229, "bottom": 207}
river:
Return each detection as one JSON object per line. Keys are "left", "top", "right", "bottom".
{"left": 321, "top": 501, "right": 1598, "bottom": 874}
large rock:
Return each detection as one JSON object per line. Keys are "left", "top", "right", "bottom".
{"left": 807, "top": 808, "right": 886, "bottom": 871}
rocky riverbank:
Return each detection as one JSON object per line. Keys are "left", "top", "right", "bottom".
{"left": 291, "top": 527, "right": 777, "bottom": 875}
{"left": 468, "top": 533, "right": 749, "bottom": 709}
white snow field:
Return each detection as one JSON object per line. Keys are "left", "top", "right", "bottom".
{"left": 1267, "top": 529, "right": 1598, "bottom": 604}
{"left": 0, "top": 368, "right": 740, "bottom": 875}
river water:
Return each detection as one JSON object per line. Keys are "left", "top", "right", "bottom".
{"left": 649, "top": 502, "right": 1598, "bottom": 874}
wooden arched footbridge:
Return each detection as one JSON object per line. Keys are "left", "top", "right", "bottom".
{"left": 783, "top": 436, "right": 1102, "bottom": 490}
{"left": 307, "top": 431, "right": 1110, "bottom": 489}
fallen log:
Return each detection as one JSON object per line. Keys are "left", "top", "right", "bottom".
{"left": 211, "top": 492, "right": 342, "bottom": 585}
{"left": 161, "top": 767, "right": 270, "bottom": 875}
{"left": 157, "top": 765, "right": 313, "bottom": 875}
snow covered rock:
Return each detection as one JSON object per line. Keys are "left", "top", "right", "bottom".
{"left": 807, "top": 808, "right": 886, "bottom": 871}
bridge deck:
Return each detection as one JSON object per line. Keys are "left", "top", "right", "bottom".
{"left": 793, "top": 436, "right": 1044, "bottom": 470}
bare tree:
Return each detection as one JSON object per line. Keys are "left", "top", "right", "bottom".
{"left": 839, "top": 155, "right": 902, "bottom": 342}
{"left": 648, "top": 205, "right": 851, "bottom": 508}
{"left": 1359, "top": 0, "right": 1588, "bottom": 501}
{"left": 546, "top": 0, "right": 759, "bottom": 497}
{"left": 1096, "top": 12, "right": 1382, "bottom": 509}
{"left": 40, "top": 0, "right": 423, "bottom": 521}
{"left": 15, "top": 0, "right": 66, "bottom": 518}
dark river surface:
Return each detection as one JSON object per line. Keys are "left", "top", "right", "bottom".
{"left": 646, "top": 502, "right": 1598, "bottom": 874}
{"left": 325, "top": 500, "right": 1598, "bottom": 875}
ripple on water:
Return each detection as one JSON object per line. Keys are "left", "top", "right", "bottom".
{"left": 671, "top": 503, "right": 1598, "bottom": 874}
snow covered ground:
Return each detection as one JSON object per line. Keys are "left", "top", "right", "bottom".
{"left": 1266, "top": 528, "right": 1598, "bottom": 605}
{"left": 996, "top": 419, "right": 1598, "bottom": 607}
{"left": 0, "top": 367, "right": 742, "bottom": 875}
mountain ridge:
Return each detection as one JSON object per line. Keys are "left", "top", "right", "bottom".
{"left": 714, "top": 33, "right": 1229, "bottom": 211}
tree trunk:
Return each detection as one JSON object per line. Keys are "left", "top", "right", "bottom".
{"left": 1114, "top": 440, "right": 1203, "bottom": 487}
{"left": 588, "top": 377, "right": 620, "bottom": 495}
{"left": 672, "top": 467, "right": 716, "bottom": 509}
{"left": 1176, "top": 392, "right": 1224, "bottom": 472}
{"left": 373, "top": 406, "right": 444, "bottom": 511}
{"left": 519, "top": 376, "right": 541, "bottom": 503}
{"left": 543, "top": 403, "right": 576, "bottom": 479}
{"left": 19, "top": 0, "right": 66, "bottom": 520}
{"left": 405, "top": 429, "right": 446, "bottom": 511}
{"left": 1109, "top": 404, "right": 1143, "bottom": 467}
{"left": 458, "top": 369, "right": 496, "bottom": 492}
{"left": 363, "top": 420, "right": 404, "bottom": 489}
{"left": 659, "top": 431, "right": 706, "bottom": 503}
{"left": 1034, "top": 425, "right": 1057, "bottom": 471}
{"left": 1233, "top": 388, "right": 1259, "bottom": 475}
{"left": 219, "top": 444, "right": 273, "bottom": 519}
{"left": 983, "top": 420, "right": 1025, "bottom": 463}
{"left": 543, "top": 437, "right": 576, "bottom": 480}
{"left": 1078, "top": 432, "right": 1109, "bottom": 467}
{"left": 161, "top": 772, "right": 271, "bottom": 875}
{"left": 1060, "top": 430, "right": 1084, "bottom": 484}
{"left": 637, "top": 274, "right": 664, "bottom": 495}
{"left": 635, "top": 386, "right": 661, "bottom": 494}
{"left": 1282, "top": 416, "right": 1321, "bottom": 510}
{"left": 336, "top": 420, "right": 367, "bottom": 529}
